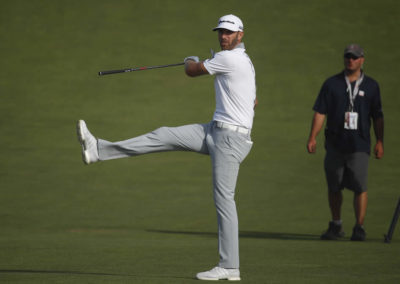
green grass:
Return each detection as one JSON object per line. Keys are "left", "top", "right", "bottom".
{"left": 1, "top": 0, "right": 400, "bottom": 283}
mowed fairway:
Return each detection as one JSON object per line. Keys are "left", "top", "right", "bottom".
{"left": 1, "top": 0, "right": 399, "bottom": 283}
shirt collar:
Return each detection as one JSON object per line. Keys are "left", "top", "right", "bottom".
{"left": 234, "top": 42, "right": 245, "bottom": 50}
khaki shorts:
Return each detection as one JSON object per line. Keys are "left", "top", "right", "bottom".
{"left": 324, "top": 146, "right": 369, "bottom": 193}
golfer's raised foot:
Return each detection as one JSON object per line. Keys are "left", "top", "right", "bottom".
{"left": 77, "top": 120, "right": 99, "bottom": 165}
{"left": 320, "top": 221, "right": 345, "bottom": 240}
{"left": 196, "top": 267, "right": 240, "bottom": 281}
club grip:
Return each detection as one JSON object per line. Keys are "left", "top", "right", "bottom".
{"left": 98, "top": 69, "right": 129, "bottom": 76}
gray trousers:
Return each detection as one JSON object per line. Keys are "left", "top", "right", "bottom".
{"left": 97, "top": 121, "right": 253, "bottom": 268}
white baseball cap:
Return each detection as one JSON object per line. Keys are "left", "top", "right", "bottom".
{"left": 213, "top": 14, "right": 244, "bottom": 32}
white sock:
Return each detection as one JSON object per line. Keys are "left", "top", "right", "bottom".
{"left": 333, "top": 220, "right": 342, "bottom": 226}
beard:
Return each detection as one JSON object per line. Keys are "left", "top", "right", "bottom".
{"left": 220, "top": 33, "right": 240, "bottom": 50}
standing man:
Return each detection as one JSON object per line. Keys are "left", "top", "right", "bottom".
{"left": 77, "top": 14, "right": 256, "bottom": 280}
{"left": 307, "top": 44, "right": 384, "bottom": 241}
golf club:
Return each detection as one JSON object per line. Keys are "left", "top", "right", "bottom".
{"left": 384, "top": 197, "right": 400, "bottom": 243}
{"left": 98, "top": 62, "right": 185, "bottom": 76}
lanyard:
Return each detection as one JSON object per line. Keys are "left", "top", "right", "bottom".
{"left": 345, "top": 72, "right": 364, "bottom": 111}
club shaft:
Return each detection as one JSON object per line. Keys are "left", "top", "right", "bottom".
{"left": 98, "top": 62, "right": 185, "bottom": 76}
{"left": 384, "top": 197, "right": 400, "bottom": 243}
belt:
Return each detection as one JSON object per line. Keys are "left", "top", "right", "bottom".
{"left": 215, "top": 121, "right": 251, "bottom": 135}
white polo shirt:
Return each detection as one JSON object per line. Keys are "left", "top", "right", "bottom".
{"left": 203, "top": 43, "right": 256, "bottom": 129}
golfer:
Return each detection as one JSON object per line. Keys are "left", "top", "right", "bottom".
{"left": 77, "top": 14, "right": 256, "bottom": 280}
{"left": 307, "top": 44, "right": 384, "bottom": 241}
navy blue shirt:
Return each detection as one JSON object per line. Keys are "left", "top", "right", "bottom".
{"left": 313, "top": 71, "right": 383, "bottom": 154}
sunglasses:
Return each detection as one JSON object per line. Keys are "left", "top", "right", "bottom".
{"left": 344, "top": 53, "right": 361, "bottom": 60}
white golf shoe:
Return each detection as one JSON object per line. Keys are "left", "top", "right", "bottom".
{"left": 77, "top": 120, "right": 99, "bottom": 164}
{"left": 196, "top": 267, "right": 240, "bottom": 281}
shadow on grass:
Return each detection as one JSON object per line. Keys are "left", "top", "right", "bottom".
{"left": 0, "top": 270, "right": 125, "bottom": 276}
{"left": 0, "top": 269, "right": 191, "bottom": 280}
{"left": 147, "top": 229, "right": 320, "bottom": 241}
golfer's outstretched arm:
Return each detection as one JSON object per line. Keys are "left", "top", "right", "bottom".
{"left": 185, "top": 60, "right": 209, "bottom": 77}
{"left": 307, "top": 112, "right": 326, "bottom": 153}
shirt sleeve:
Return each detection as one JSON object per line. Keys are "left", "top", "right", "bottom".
{"left": 203, "top": 51, "right": 234, "bottom": 75}
{"left": 313, "top": 81, "right": 329, "bottom": 114}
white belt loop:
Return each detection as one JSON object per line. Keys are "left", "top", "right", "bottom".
{"left": 215, "top": 121, "right": 251, "bottom": 135}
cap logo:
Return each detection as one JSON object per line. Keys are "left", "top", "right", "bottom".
{"left": 219, "top": 20, "right": 235, "bottom": 25}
